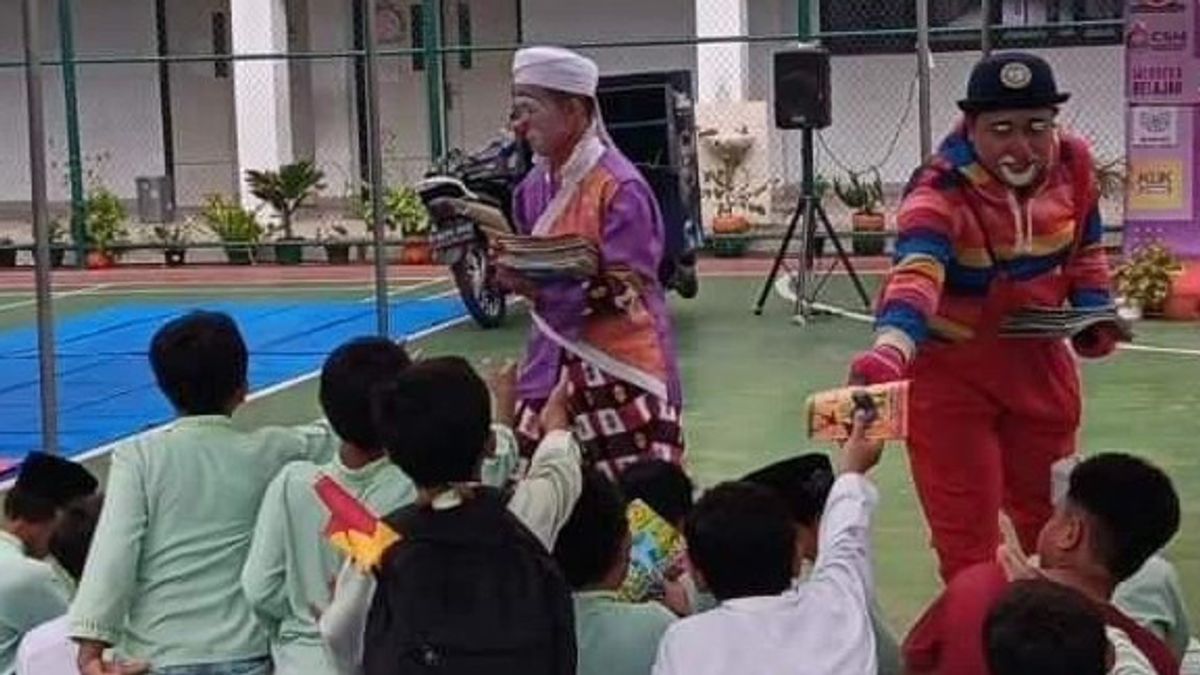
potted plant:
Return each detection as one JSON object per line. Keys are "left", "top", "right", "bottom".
{"left": 245, "top": 160, "right": 326, "bottom": 265}
{"left": 699, "top": 126, "right": 769, "bottom": 242}
{"left": 317, "top": 223, "right": 353, "bottom": 265}
{"left": 349, "top": 183, "right": 398, "bottom": 262}
{"left": 1115, "top": 242, "right": 1182, "bottom": 318}
{"left": 202, "top": 194, "right": 263, "bottom": 265}
{"left": 389, "top": 186, "right": 432, "bottom": 264}
{"left": 152, "top": 219, "right": 193, "bottom": 267}
{"left": 0, "top": 237, "right": 15, "bottom": 268}
{"left": 83, "top": 187, "right": 130, "bottom": 268}
{"left": 834, "top": 169, "right": 886, "bottom": 257}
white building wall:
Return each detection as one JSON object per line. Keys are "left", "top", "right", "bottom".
{"left": 0, "top": 0, "right": 162, "bottom": 205}
{"left": 521, "top": 0, "right": 697, "bottom": 75}
{"left": 0, "top": 0, "right": 1126, "bottom": 209}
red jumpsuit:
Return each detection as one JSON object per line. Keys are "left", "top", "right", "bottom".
{"left": 853, "top": 126, "right": 1114, "bottom": 581}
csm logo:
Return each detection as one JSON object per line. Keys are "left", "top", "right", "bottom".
{"left": 1126, "top": 21, "right": 1188, "bottom": 50}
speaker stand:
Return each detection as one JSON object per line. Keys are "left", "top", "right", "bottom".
{"left": 753, "top": 127, "right": 873, "bottom": 322}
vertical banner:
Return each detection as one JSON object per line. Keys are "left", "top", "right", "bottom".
{"left": 1124, "top": 0, "right": 1200, "bottom": 256}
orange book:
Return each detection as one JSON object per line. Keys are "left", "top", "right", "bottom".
{"left": 806, "top": 380, "right": 910, "bottom": 441}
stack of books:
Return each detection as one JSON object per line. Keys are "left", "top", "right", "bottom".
{"left": 493, "top": 233, "right": 600, "bottom": 281}
{"left": 1000, "top": 305, "right": 1132, "bottom": 340}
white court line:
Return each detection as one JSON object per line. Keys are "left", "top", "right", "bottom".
{"left": 0, "top": 284, "right": 111, "bottom": 314}
{"left": 357, "top": 276, "right": 449, "bottom": 303}
{"left": 1118, "top": 343, "right": 1200, "bottom": 357}
{"left": 0, "top": 276, "right": 446, "bottom": 291}
{"left": 1, "top": 299, "right": 481, "bottom": 488}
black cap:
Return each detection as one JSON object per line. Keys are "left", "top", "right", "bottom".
{"left": 15, "top": 452, "right": 98, "bottom": 507}
{"left": 741, "top": 454, "right": 834, "bottom": 525}
{"left": 958, "top": 52, "right": 1070, "bottom": 113}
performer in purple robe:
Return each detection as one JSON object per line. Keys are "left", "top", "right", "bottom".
{"left": 500, "top": 46, "right": 685, "bottom": 478}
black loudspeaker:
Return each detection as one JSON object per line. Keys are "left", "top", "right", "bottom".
{"left": 774, "top": 46, "right": 832, "bottom": 130}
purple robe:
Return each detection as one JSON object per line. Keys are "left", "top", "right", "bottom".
{"left": 512, "top": 148, "right": 683, "bottom": 407}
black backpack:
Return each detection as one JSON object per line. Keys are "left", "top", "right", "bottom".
{"left": 363, "top": 488, "right": 577, "bottom": 675}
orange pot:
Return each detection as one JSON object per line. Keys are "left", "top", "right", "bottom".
{"left": 401, "top": 241, "right": 433, "bottom": 265}
{"left": 851, "top": 212, "right": 886, "bottom": 231}
{"left": 86, "top": 251, "right": 115, "bottom": 269}
{"left": 712, "top": 214, "right": 751, "bottom": 235}
{"left": 1163, "top": 264, "right": 1200, "bottom": 321}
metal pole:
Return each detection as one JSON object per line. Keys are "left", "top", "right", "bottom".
{"left": 797, "top": 0, "right": 811, "bottom": 40}
{"left": 916, "top": 0, "right": 933, "bottom": 161}
{"left": 423, "top": 0, "right": 445, "bottom": 158}
{"left": 981, "top": 0, "right": 994, "bottom": 56}
{"left": 363, "top": 0, "right": 390, "bottom": 336}
{"left": 23, "top": 0, "right": 60, "bottom": 452}
{"left": 58, "top": 0, "right": 86, "bottom": 268}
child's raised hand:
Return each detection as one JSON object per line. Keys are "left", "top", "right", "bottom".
{"left": 483, "top": 358, "right": 518, "bottom": 427}
{"left": 539, "top": 375, "right": 573, "bottom": 434}
{"left": 835, "top": 410, "right": 885, "bottom": 475}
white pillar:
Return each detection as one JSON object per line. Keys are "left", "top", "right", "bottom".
{"left": 231, "top": 0, "right": 293, "bottom": 206}
{"left": 694, "top": 0, "right": 749, "bottom": 103}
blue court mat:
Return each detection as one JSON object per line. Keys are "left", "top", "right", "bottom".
{"left": 0, "top": 295, "right": 467, "bottom": 472}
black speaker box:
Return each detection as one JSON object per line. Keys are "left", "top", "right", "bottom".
{"left": 774, "top": 46, "right": 832, "bottom": 130}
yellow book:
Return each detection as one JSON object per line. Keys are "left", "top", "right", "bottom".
{"left": 806, "top": 380, "right": 910, "bottom": 441}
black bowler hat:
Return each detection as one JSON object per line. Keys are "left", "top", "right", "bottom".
{"left": 15, "top": 452, "right": 98, "bottom": 507}
{"left": 957, "top": 52, "right": 1070, "bottom": 113}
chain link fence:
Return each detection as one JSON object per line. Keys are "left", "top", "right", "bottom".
{"left": 1, "top": 0, "right": 1128, "bottom": 264}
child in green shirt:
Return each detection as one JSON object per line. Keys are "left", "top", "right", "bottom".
{"left": 554, "top": 470, "right": 677, "bottom": 675}
{"left": 241, "top": 337, "right": 414, "bottom": 675}
{"left": 70, "top": 311, "right": 337, "bottom": 675}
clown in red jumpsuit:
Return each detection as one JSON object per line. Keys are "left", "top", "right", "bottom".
{"left": 849, "top": 53, "right": 1122, "bottom": 582}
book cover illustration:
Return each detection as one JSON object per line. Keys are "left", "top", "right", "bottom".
{"left": 619, "top": 498, "right": 688, "bottom": 603}
{"left": 806, "top": 380, "right": 910, "bottom": 441}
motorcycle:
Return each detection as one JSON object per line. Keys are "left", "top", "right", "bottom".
{"left": 416, "top": 135, "right": 699, "bottom": 330}
{"left": 416, "top": 137, "right": 528, "bottom": 329}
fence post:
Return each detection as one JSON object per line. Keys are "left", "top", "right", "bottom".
{"left": 363, "top": 0, "right": 390, "bottom": 337}
{"left": 58, "top": 0, "right": 86, "bottom": 267}
{"left": 981, "top": 0, "right": 993, "bottom": 56}
{"left": 797, "top": 0, "right": 811, "bottom": 40}
{"left": 422, "top": 0, "right": 446, "bottom": 159}
{"left": 23, "top": 0, "right": 60, "bottom": 453}
{"left": 916, "top": 0, "right": 933, "bottom": 161}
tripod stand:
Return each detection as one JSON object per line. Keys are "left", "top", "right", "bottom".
{"left": 753, "top": 127, "right": 872, "bottom": 322}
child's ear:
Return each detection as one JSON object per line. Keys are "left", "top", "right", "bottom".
{"left": 687, "top": 553, "right": 709, "bottom": 593}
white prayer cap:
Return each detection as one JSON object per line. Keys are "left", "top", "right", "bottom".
{"left": 512, "top": 46, "right": 599, "bottom": 97}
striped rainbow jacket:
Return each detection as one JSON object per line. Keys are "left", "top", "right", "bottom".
{"left": 874, "top": 125, "right": 1112, "bottom": 362}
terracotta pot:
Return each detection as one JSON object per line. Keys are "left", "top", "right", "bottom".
{"left": 86, "top": 251, "right": 116, "bottom": 269}
{"left": 851, "top": 212, "right": 886, "bottom": 256}
{"left": 1163, "top": 264, "right": 1200, "bottom": 320}
{"left": 401, "top": 240, "right": 433, "bottom": 265}
{"left": 711, "top": 214, "right": 751, "bottom": 235}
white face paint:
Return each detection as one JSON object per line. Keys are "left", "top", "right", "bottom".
{"left": 997, "top": 156, "right": 1042, "bottom": 188}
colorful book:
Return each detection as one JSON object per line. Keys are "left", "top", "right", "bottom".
{"left": 619, "top": 499, "right": 688, "bottom": 603}
{"left": 313, "top": 475, "right": 401, "bottom": 572}
{"left": 806, "top": 380, "right": 910, "bottom": 441}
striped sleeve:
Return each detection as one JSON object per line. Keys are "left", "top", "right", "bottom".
{"left": 875, "top": 187, "right": 955, "bottom": 361}
{"left": 1065, "top": 203, "right": 1112, "bottom": 308}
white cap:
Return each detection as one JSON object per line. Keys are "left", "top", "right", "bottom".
{"left": 512, "top": 46, "right": 599, "bottom": 97}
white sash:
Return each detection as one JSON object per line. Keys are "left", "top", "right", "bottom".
{"left": 526, "top": 132, "right": 669, "bottom": 400}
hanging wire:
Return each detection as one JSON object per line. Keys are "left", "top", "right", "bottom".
{"left": 816, "top": 69, "right": 920, "bottom": 176}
